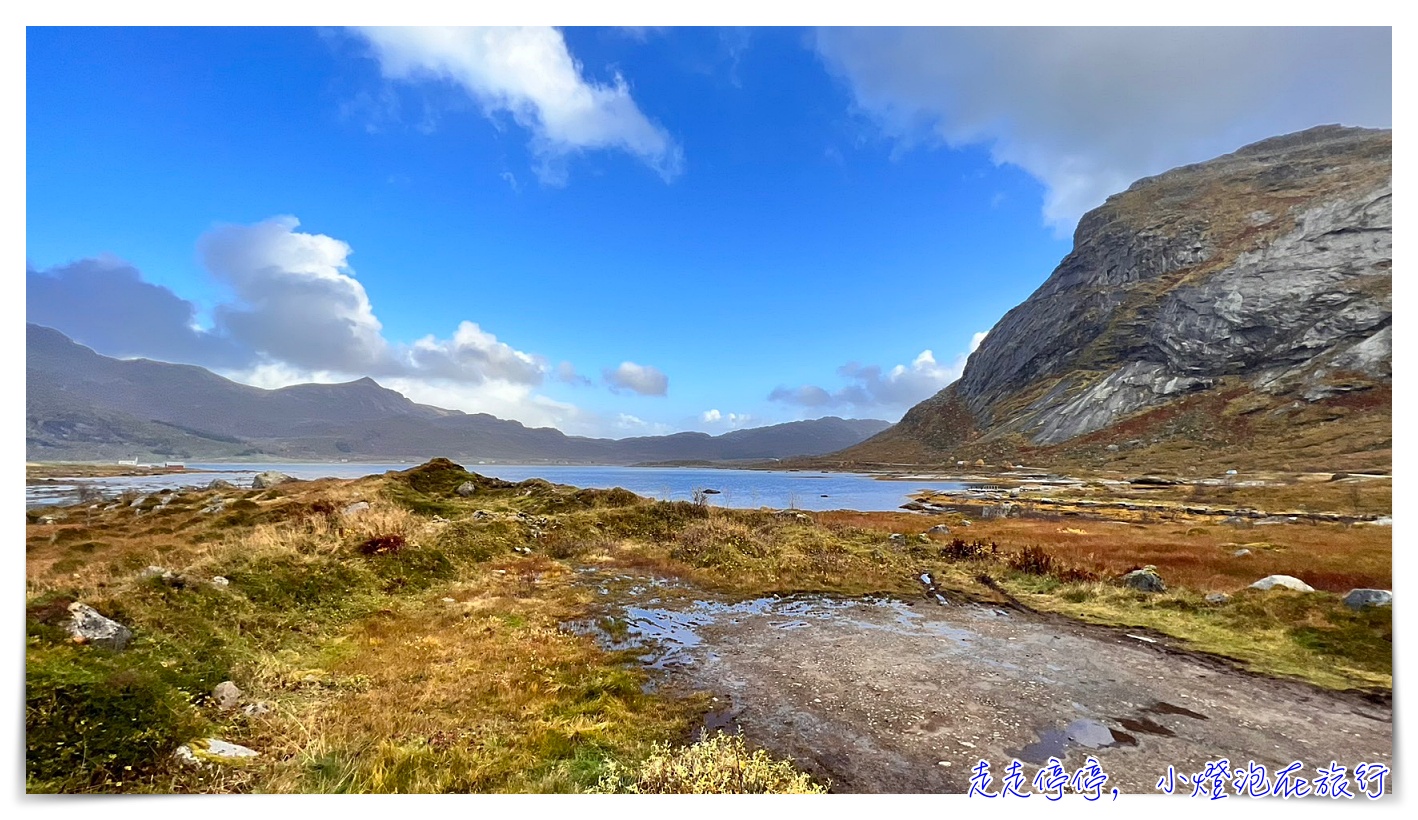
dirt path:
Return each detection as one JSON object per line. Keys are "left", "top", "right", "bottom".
{"left": 570, "top": 572, "right": 1392, "bottom": 795}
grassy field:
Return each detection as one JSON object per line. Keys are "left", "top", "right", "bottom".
{"left": 25, "top": 459, "right": 1392, "bottom": 793}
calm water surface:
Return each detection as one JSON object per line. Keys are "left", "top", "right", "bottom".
{"left": 26, "top": 462, "right": 964, "bottom": 512}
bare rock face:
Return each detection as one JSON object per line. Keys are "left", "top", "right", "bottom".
{"left": 843, "top": 126, "right": 1391, "bottom": 469}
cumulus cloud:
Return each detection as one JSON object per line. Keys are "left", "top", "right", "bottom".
{"left": 604, "top": 361, "right": 668, "bottom": 396}
{"left": 701, "top": 409, "right": 751, "bottom": 428}
{"left": 555, "top": 361, "right": 592, "bottom": 386}
{"left": 354, "top": 26, "right": 683, "bottom": 183}
{"left": 27, "top": 256, "right": 249, "bottom": 368}
{"left": 815, "top": 27, "right": 1391, "bottom": 231}
{"left": 769, "top": 337, "right": 987, "bottom": 416}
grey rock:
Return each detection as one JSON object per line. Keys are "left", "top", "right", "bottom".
{"left": 1249, "top": 574, "right": 1316, "bottom": 592}
{"left": 66, "top": 603, "right": 133, "bottom": 650}
{"left": 207, "top": 479, "right": 237, "bottom": 490}
{"left": 927, "top": 524, "right": 952, "bottom": 535}
{"left": 888, "top": 533, "right": 906, "bottom": 545}
{"left": 1205, "top": 592, "right": 1231, "bottom": 605}
{"left": 175, "top": 738, "right": 260, "bottom": 764}
{"left": 251, "top": 471, "right": 295, "bottom": 489}
{"left": 455, "top": 481, "right": 477, "bottom": 497}
{"left": 341, "top": 501, "right": 370, "bottom": 517}
{"left": 212, "top": 681, "right": 243, "bottom": 711}
{"left": 201, "top": 499, "right": 227, "bottom": 515}
{"left": 1233, "top": 549, "right": 1252, "bottom": 557}
{"left": 37, "top": 514, "right": 58, "bottom": 525}
{"left": 917, "top": 533, "right": 932, "bottom": 544}
{"left": 211, "top": 576, "right": 230, "bottom": 588}
{"left": 1122, "top": 566, "right": 1166, "bottom": 593}
{"left": 242, "top": 702, "right": 272, "bottom": 718}
{"left": 1342, "top": 589, "right": 1392, "bottom": 610}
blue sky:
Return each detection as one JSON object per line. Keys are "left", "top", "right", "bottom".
{"left": 25, "top": 26, "right": 1392, "bottom": 437}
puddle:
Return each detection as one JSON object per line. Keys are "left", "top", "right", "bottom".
{"left": 1145, "top": 701, "right": 1209, "bottom": 720}
{"left": 565, "top": 591, "right": 985, "bottom": 674}
{"left": 1014, "top": 719, "right": 1135, "bottom": 765}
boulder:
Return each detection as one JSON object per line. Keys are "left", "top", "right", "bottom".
{"left": 212, "top": 681, "right": 243, "bottom": 711}
{"left": 1249, "top": 575, "right": 1315, "bottom": 592}
{"left": 1205, "top": 592, "right": 1232, "bottom": 605}
{"left": 66, "top": 603, "right": 133, "bottom": 650}
{"left": 207, "top": 479, "right": 237, "bottom": 490}
{"left": 341, "top": 501, "right": 370, "bottom": 517}
{"left": 251, "top": 471, "right": 294, "bottom": 489}
{"left": 1342, "top": 589, "right": 1392, "bottom": 610}
{"left": 1122, "top": 566, "right": 1166, "bottom": 592}
{"left": 175, "top": 738, "right": 260, "bottom": 765}
{"left": 455, "top": 481, "right": 477, "bottom": 497}
{"left": 927, "top": 524, "right": 952, "bottom": 535}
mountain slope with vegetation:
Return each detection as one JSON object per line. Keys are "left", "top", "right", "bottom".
{"left": 833, "top": 126, "right": 1391, "bottom": 473}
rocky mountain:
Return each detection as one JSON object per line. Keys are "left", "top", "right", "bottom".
{"left": 835, "top": 125, "right": 1391, "bottom": 473}
{"left": 26, "top": 324, "right": 889, "bottom": 463}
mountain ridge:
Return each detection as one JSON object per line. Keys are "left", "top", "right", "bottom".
{"left": 26, "top": 324, "right": 890, "bottom": 463}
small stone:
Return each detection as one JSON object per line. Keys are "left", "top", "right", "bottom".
{"left": 1342, "top": 589, "right": 1392, "bottom": 610}
{"left": 1249, "top": 575, "right": 1316, "bottom": 593}
{"left": 455, "top": 481, "right": 477, "bottom": 497}
{"left": 212, "top": 681, "right": 243, "bottom": 711}
{"left": 242, "top": 702, "right": 272, "bottom": 718}
{"left": 1205, "top": 592, "right": 1231, "bottom": 605}
{"left": 1233, "top": 548, "right": 1252, "bottom": 557}
{"left": 139, "top": 565, "right": 169, "bottom": 580}
{"left": 211, "top": 576, "right": 230, "bottom": 588}
{"left": 341, "top": 501, "right": 370, "bottom": 517}
{"left": 441, "top": 597, "right": 456, "bottom": 604}
{"left": 888, "top": 533, "right": 906, "bottom": 545}
{"left": 66, "top": 603, "right": 133, "bottom": 650}
{"left": 917, "top": 533, "right": 932, "bottom": 543}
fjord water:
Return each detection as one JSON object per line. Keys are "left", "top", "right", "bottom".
{"left": 26, "top": 462, "right": 964, "bottom": 512}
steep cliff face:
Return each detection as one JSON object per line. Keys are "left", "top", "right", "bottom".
{"left": 842, "top": 125, "right": 1391, "bottom": 472}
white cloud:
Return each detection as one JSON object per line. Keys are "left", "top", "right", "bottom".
{"left": 769, "top": 335, "right": 988, "bottom": 417}
{"left": 354, "top": 26, "right": 683, "bottom": 183}
{"left": 604, "top": 361, "right": 669, "bottom": 396}
{"left": 614, "top": 413, "right": 673, "bottom": 435}
{"left": 701, "top": 408, "right": 751, "bottom": 428}
{"left": 555, "top": 360, "right": 592, "bottom": 386}
{"left": 815, "top": 27, "right": 1391, "bottom": 232}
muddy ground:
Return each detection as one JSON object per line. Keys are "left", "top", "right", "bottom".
{"left": 569, "top": 569, "right": 1392, "bottom": 796}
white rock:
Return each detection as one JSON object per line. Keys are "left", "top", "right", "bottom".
{"left": 1249, "top": 575, "right": 1316, "bottom": 593}
{"left": 175, "top": 738, "right": 260, "bottom": 764}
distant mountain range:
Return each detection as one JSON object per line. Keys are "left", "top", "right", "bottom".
{"left": 25, "top": 324, "right": 890, "bottom": 463}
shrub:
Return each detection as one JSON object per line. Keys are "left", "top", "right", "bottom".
{"left": 26, "top": 646, "right": 207, "bottom": 789}
{"left": 358, "top": 534, "right": 407, "bottom": 556}
{"left": 940, "top": 538, "right": 998, "bottom": 561}
{"left": 1007, "top": 544, "right": 1056, "bottom": 575}
{"left": 589, "top": 733, "right": 826, "bottom": 794}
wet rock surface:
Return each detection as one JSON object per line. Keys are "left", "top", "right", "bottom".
{"left": 569, "top": 574, "right": 1391, "bottom": 794}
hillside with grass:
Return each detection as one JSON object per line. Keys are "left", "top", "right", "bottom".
{"left": 831, "top": 126, "right": 1391, "bottom": 474}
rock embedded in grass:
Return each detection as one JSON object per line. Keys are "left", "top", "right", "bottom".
{"left": 174, "top": 738, "right": 260, "bottom": 765}
{"left": 1205, "top": 592, "right": 1232, "bottom": 605}
{"left": 1122, "top": 566, "right": 1167, "bottom": 592}
{"left": 1343, "top": 589, "right": 1392, "bottom": 610}
{"left": 251, "top": 471, "right": 295, "bottom": 489}
{"left": 455, "top": 481, "right": 477, "bottom": 497}
{"left": 927, "top": 524, "right": 952, "bottom": 535}
{"left": 212, "top": 681, "right": 243, "bottom": 711}
{"left": 65, "top": 602, "right": 133, "bottom": 650}
{"left": 1249, "top": 575, "right": 1316, "bottom": 592}
{"left": 342, "top": 501, "right": 371, "bottom": 517}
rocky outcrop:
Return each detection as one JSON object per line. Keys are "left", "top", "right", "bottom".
{"left": 251, "top": 471, "right": 295, "bottom": 489}
{"left": 838, "top": 126, "right": 1391, "bottom": 471}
